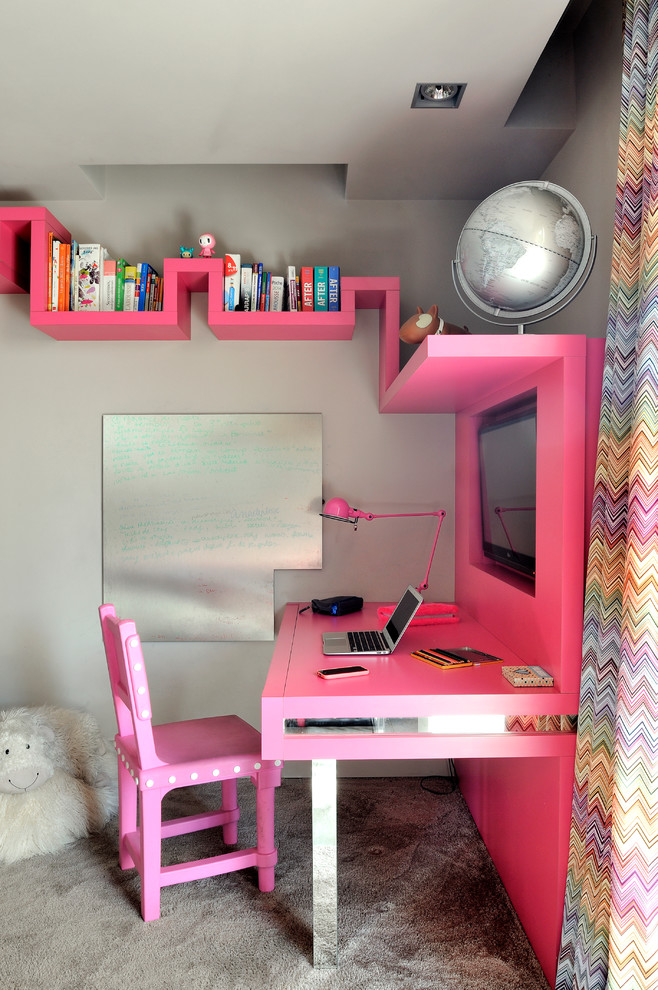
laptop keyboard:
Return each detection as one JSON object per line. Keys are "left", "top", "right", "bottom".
{"left": 348, "top": 630, "right": 386, "bottom": 652}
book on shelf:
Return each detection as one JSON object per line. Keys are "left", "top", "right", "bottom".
{"left": 240, "top": 264, "right": 252, "bottom": 312}
{"left": 69, "top": 240, "right": 78, "bottom": 311}
{"left": 250, "top": 262, "right": 263, "bottom": 312}
{"left": 286, "top": 266, "right": 298, "bottom": 312}
{"left": 123, "top": 266, "right": 137, "bottom": 311}
{"left": 328, "top": 266, "right": 340, "bottom": 311}
{"left": 57, "top": 242, "right": 70, "bottom": 312}
{"left": 501, "top": 665, "right": 554, "bottom": 687}
{"left": 115, "top": 258, "right": 128, "bottom": 312}
{"left": 148, "top": 273, "right": 162, "bottom": 311}
{"left": 270, "top": 275, "right": 285, "bottom": 312}
{"left": 134, "top": 263, "right": 143, "bottom": 311}
{"left": 258, "top": 272, "right": 270, "bottom": 313}
{"left": 224, "top": 253, "right": 240, "bottom": 311}
{"left": 47, "top": 231, "right": 54, "bottom": 311}
{"left": 300, "top": 266, "right": 314, "bottom": 311}
{"left": 76, "top": 244, "right": 108, "bottom": 312}
{"left": 50, "top": 239, "right": 60, "bottom": 311}
{"left": 313, "top": 265, "right": 328, "bottom": 311}
{"left": 101, "top": 259, "right": 116, "bottom": 311}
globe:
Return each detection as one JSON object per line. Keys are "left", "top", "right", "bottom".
{"left": 452, "top": 181, "right": 596, "bottom": 328}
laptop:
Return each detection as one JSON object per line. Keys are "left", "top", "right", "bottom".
{"left": 322, "top": 585, "right": 423, "bottom": 656}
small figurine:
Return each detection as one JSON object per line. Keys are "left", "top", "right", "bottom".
{"left": 179, "top": 246, "right": 194, "bottom": 259}
{"left": 198, "top": 233, "right": 216, "bottom": 258}
{"left": 399, "top": 305, "right": 470, "bottom": 344}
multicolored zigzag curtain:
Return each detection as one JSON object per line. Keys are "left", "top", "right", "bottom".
{"left": 556, "top": 2, "right": 658, "bottom": 988}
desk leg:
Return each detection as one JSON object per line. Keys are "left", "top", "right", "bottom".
{"left": 311, "top": 758, "right": 338, "bottom": 968}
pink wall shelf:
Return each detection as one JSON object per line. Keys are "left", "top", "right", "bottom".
{"left": 0, "top": 207, "right": 362, "bottom": 341}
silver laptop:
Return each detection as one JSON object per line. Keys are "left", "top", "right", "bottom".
{"left": 322, "top": 585, "right": 423, "bottom": 656}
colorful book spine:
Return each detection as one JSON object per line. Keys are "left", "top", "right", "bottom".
{"left": 314, "top": 266, "right": 328, "bottom": 311}
{"left": 101, "top": 259, "right": 116, "bottom": 311}
{"left": 148, "top": 273, "right": 159, "bottom": 311}
{"left": 76, "top": 244, "right": 106, "bottom": 311}
{"left": 259, "top": 271, "right": 268, "bottom": 311}
{"left": 240, "top": 265, "right": 253, "bottom": 312}
{"left": 51, "top": 239, "right": 60, "bottom": 311}
{"left": 56, "top": 242, "right": 67, "bottom": 311}
{"left": 252, "top": 262, "right": 263, "bottom": 312}
{"left": 69, "top": 240, "right": 78, "bottom": 311}
{"left": 46, "top": 231, "right": 54, "bottom": 311}
{"left": 224, "top": 253, "right": 240, "bottom": 311}
{"left": 300, "top": 266, "right": 314, "bottom": 311}
{"left": 250, "top": 264, "right": 259, "bottom": 312}
{"left": 123, "top": 266, "right": 137, "bottom": 311}
{"left": 133, "top": 261, "right": 148, "bottom": 312}
{"left": 328, "top": 266, "right": 340, "bottom": 311}
{"left": 270, "top": 275, "right": 285, "bottom": 311}
{"left": 115, "top": 258, "right": 128, "bottom": 312}
{"left": 286, "top": 266, "right": 298, "bottom": 312}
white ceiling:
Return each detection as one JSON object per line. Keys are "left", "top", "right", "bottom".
{"left": 1, "top": 0, "right": 594, "bottom": 202}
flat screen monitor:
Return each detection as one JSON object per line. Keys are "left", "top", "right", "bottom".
{"left": 478, "top": 395, "right": 537, "bottom": 580}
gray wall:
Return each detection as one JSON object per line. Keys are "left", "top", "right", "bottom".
{"left": 0, "top": 0, "right": 621, "bottom": 775}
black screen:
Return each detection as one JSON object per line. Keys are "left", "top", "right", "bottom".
{"left": 478, "top": 396, "right": 537, "bottom": 579}
{"left": 384, "top": 586, "right": 422, "bottom": 642}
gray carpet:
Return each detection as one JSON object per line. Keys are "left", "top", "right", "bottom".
{"left": 2, "top": 776, "right": 549, "bottom": 990}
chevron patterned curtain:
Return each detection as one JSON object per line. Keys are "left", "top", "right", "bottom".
{"left": 555, "top": 2, "right": 658, "bottom": 988}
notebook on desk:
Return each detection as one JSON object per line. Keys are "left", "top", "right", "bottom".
{"left": 322, "top": 585, "right": 423, "bottom": 655}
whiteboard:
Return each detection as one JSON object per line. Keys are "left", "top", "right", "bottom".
{"left": 102, "top": 414, "right": 322, "bottom": 641}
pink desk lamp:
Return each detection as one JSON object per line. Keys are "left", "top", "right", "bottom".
{"left": 320, "top": 496, "right": 446, "bottom": 594}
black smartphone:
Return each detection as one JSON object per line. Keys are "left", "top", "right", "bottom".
{"left": 317, "top": 665, "right": 370, "bottom": 679}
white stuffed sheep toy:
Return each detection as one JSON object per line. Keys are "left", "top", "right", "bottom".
{"left": 0, "top": 706, "right": 118, "bottom": 863}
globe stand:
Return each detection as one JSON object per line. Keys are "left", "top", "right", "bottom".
{"left": 451, "top": 181, "right": 597, "bottom": 334}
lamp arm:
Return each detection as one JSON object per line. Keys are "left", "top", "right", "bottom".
{"left": 356, "top": 508, "right": 446, "bottom": 592}
{"left": 356, "top": 510, "right": 445, "bottom": 521}
{"left": 416, "top": 510, "right": 446, "bottom": 592}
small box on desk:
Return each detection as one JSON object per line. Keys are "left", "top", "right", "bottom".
{"left": 502, "top": 665, "right": 553, "bottom": 687}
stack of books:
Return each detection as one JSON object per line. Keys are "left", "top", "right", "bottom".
{"left": 47, "top": 234, "right": 163, "bottom": 313}
{"left": 223, "top": 256, "right": 340, "bottom": 313}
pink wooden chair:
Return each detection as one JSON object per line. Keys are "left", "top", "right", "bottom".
{"left": 98, "top": 603, "right": 282, "bottom": 921}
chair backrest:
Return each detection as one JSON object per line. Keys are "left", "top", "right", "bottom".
{"left": 98, "top": 604, "right": 161, "bottom": 768}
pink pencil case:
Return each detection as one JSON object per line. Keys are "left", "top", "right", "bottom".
{"left": 377, "top": 602, "right": 460, "bottom": 625}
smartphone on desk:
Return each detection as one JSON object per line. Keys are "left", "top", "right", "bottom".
{"left": 317, "top": 665, "right": 369, "bottom": 679}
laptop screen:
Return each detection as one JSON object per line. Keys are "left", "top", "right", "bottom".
{"left": 384, "top": 587, "right": 422, "bottom": 643}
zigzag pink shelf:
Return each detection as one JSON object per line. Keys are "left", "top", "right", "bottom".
{"left": 0, "top": 207, "right": 387, "bottom": 342}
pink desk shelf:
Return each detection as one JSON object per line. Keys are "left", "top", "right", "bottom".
{"left": 262, "top": 603, "right": 578, "bottom": 764}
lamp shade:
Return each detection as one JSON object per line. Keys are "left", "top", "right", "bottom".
{"left": 321, "top": 497, "right": 353, "bottom": 522}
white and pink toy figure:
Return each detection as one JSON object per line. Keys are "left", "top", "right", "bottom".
{"left": 198, "top": 233, "right": 216, "bottom": 258}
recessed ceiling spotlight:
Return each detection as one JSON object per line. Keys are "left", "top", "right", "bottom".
{"left": 411, "top": 82, "right": 466, "bottom": 109}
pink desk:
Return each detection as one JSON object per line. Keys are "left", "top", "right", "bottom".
{"left": 262, "top": 603, "right": 578, "bottom": 975}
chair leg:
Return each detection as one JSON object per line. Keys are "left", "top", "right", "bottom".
{"left": 256, "top": 779, "right": 277, "bottom": 892}
{"left": 117, "top": 760, "right": 137, "bottom": 870}
{"left": 139, "top": 789, "right": 163, "bottom": 921}
{"left": 221, "top": 777, "right": 239, "bottom": 845}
